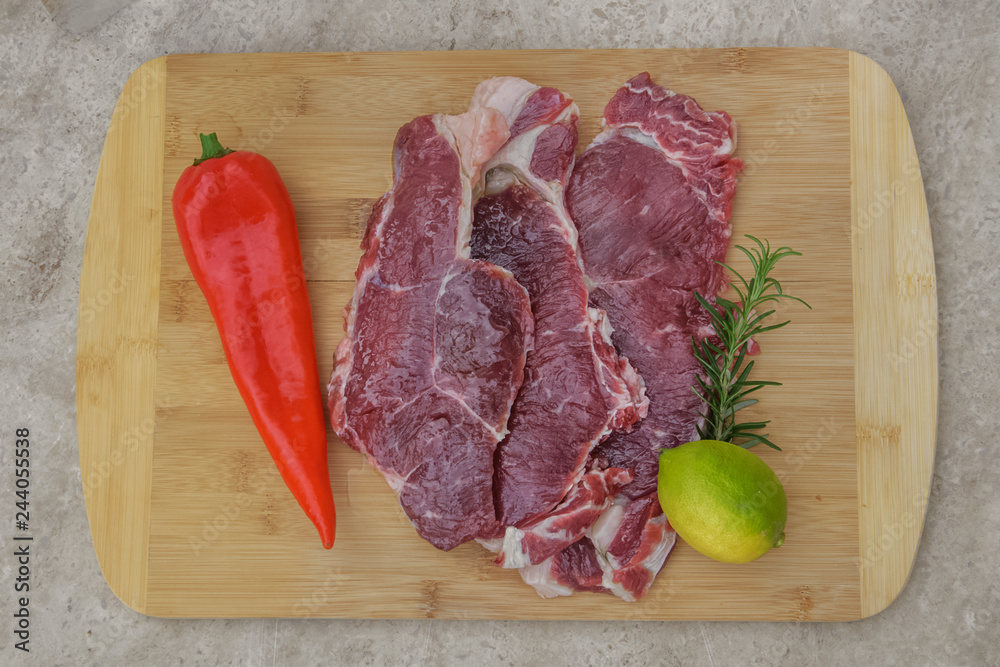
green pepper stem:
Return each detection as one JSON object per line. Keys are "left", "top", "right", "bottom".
{"left": 193, "top": 132, "right": 234, "bottom": 166}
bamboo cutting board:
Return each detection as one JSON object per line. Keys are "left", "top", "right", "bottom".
{"left": 76, "top": 48, "right": 936, "bottom": 620}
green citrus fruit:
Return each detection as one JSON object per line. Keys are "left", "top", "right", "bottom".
{"left": 657, "top": 439, "right": 787, "bottom": 564}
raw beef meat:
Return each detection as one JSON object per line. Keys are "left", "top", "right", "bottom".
{"left": 494, "top": 464, "right": 633, "bottom": 568}
{"left": 553, "top": 72, "right": 742, "bottom": 600}
{"left": 468, "top": 79, "right": 646, "bottom": 557}
{"left": 328, "top": 105, "right": 535, "bottom": 551}
{"left": 570, "top": 71, "right": 740, "bottom": 496}
{"left": 520, "top": 537, "right": 608, "bottom": 597}
{"left": 587, "top": 495, "right": 676, "bottom": 601}
{"left": 331, "top": 73, "right": 739, "bottom": 603}
{"left": 523, "top": 495, "right": 676, "bottom": 601}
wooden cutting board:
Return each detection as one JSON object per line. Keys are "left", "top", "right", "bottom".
{"left": 76, "top": 48, "right": 936, "bottom": 620}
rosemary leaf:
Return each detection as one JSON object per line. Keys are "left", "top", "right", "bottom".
{"left": 690, "top": 236, "right": 810, "bottom": 450}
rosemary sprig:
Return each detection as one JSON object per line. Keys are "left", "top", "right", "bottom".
{"left": 692, "top": 235, "right": 810, "bottom": 451}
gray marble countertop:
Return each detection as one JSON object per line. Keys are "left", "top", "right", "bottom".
{"left": 2, "top": 0, "right": 997, "bottom": 664}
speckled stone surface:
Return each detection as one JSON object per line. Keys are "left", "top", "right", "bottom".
{"left": 1, "top": 0, "right": 997, "bottom": 664}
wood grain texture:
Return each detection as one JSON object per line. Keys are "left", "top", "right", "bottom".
{"left": 850, "top": 52, "right": 937, "bottom": 618}
{"left": 76, "top": 55, "right": 166, "bottom": 612}
{"left": 76, "top": 48, "right": 935, "bottom": 620}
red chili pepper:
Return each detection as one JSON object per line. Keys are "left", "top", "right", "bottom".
{"left": 171, "top": 133, "right": 336, "bottom": 548}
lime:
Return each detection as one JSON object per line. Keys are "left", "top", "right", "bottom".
{"left": 657, "top": 440, "right": 787, "bottom": 564}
